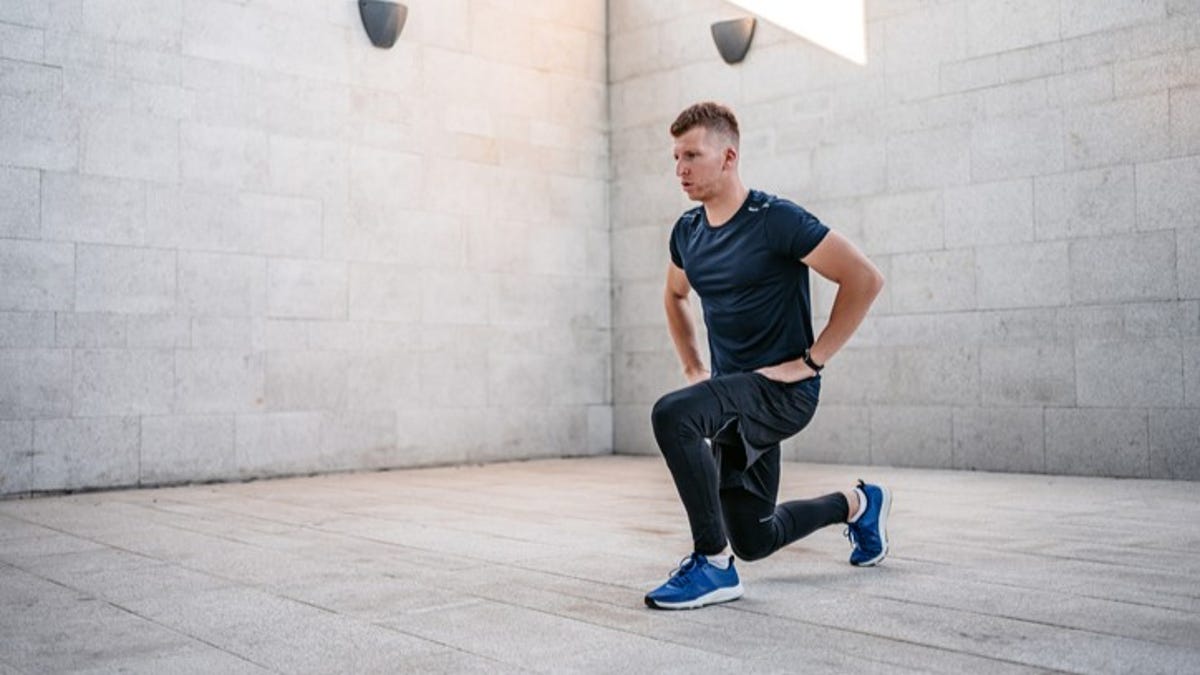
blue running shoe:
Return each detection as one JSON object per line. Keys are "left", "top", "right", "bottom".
{"left": 845, "top": 480, "right": 891, "bottom": 567}
{"left": 644, "top": 553, "right": 743, "bottom": 610}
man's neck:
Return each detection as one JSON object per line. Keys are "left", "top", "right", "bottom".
{"left": 702, "top": 183, "right": 750, "bottom": 227}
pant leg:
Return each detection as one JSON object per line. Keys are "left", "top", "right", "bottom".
{"left": 717, "top": 441, "right": 849, "bottom": 561}
{"left": 708, "top": 377, "right": 847, "bottom": 561}
{"left": 650, "top": 371, "right": 837, "bottom": 557}
{"left": 649, "top": 380, "right": 737, "bottom": 555}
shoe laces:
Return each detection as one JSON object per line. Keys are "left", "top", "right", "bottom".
{"left": 665, "top": 553, "right": 702, "bottom": 586}
{"left": 843, "top": 526, "right": 859, "bottom": 550}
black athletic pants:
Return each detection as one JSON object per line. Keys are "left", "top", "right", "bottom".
{"left": 650, "top": 371, "right": 848, "bottom": 560}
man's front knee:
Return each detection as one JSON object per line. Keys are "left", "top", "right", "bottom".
{"left": 650, "top": 391, "right": 686, "bottom": 431}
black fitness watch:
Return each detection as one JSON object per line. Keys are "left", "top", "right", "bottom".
{"left": 802, "top": 348, "right": 824, "bottom": 374}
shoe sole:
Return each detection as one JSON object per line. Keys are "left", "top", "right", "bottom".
{"left": 852, "top": 484, "right": 891, "bottom": 567}
{"left": 644, "top": 583, "right": 744, "bottom": 610}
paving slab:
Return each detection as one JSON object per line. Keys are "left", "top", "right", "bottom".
{"left": 1, "top": 456, "right": 1199, "bottom": 674}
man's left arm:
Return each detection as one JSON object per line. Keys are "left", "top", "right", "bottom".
{"left": 755, "top": 230, "right": 884, "bottom": 383}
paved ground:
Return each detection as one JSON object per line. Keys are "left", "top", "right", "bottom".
{"left": 1, "top": 456, "right": 1198, "bottom": 674}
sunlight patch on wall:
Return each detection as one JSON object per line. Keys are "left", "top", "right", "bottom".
{"left": 725, "top": 0, "right": 866, "bottom": 64}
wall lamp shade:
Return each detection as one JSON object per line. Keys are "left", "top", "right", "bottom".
{"left": 711, "top": 17, "right": 756, "bottom": 64}
{"left": 359, "top": 1, "right": 408, "bottom": 48}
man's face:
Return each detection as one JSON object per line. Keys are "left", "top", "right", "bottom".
{"left": 673, "top": 126, "right": 731, "bottom": 202}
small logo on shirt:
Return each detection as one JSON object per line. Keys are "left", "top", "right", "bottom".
{"left": 748, "top": 205, "right": 761, "bottom": 212}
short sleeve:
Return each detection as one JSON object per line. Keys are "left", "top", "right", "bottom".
{"left": 765, "top": 201, "right": 830, "bottom": 260}
{"left": 669, "top": 213, "right": 692, "bottom": 268}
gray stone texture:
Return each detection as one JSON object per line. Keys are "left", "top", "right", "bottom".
{"left": 1181, "top": 227, "right": 1200, "bottom": 298}
{"left": 234, "top": 412, "right": 326, "bottom": 477}
{"left": 75, "top": 244, "right": 176, "bottom": 314}
{"left": 0, "top": 166, "right": 39, "bottom": 239}
{"left": 127, "top": 314, "right": 190, "bottom": 349}
{"left": 1065, "top": 94, "right": 1170, "bottom": 169}
{"left": 1069, "top": 231, "right": 1177, "bottom": 304}
{"left": 870, "top": 406, "right": 954, "bottom": 468}
{"left": 1136, "top": 155, "right": 1200, "bottom": 230}
{"left": 0, "top": 22, "right": 44, "bottom": 62}
{"left": 1149, "top": 407, "right": 1200, "bottom": 479}
{"left": 788, "top": 405, "right": 871, "bottom": 465}
{"left": 265, "top": 350, "right": 348, "bottom": 412}
{"left": 861, "top": 190, "right": 944, "bottom": 254}
{"left": 981, "top": 344, "right": 1076, "bottom": 406}
{"left": 82, "top": 112, "right": 179, "bottom": 182}
{"left": 1034, "top": 166, "right": 1136, "bottom": 240}
{"left": 31, "top": 416, "right": 140, "bottom": 491}
{"left": 0, "top": 420, "right": 33, "bottom": 494}
{"left": 0, "top": 350, "right": 72, "bottom": 420}
{"left": 0, "top": 312, "right": 54, "bottom": 349}
{"left": 178, "top": 252, "right": 267, "bottom": 317}
{"left": 970, "top": 110, "right": 1064, "bottom": 181}
{"left": 944, "top": 178, "right": 1034, "bottom": 248}
{"left": 3, "top": 1, "right": 1200, "bottom": 493}
{"left": 1061, "top": 0, "right": 1168, "bottom": 38}
{"left": 174, "top": 350, "right": 265, "bottom": 414}
{"left": 5, "top": 458, "right": 1200, "bottom": 672}
{"left": 890, "top": 249, "right": 976, "bottom": 313}
{"left": 952, "top": 407, "right": 1045, "bottom": 473}
{"left": 0, "top": 89, "right": 78, "bottom": 171}
{"left": 73, "top": 349, "right": 174, "bottom": 417}
{"left": 3, "top": 3, "right": 612, "bottom": 497}
{"left": 1046, "top": 408, "right": 1150, "bottom": 477}
{"left": 145, "top": 187, "right": 323, "bottom": 258}
{"left": 1185, "top": 338, "right": 1200, "bottom": 406}
{"left": 886, "top": 125, "right": 972, "bottom": 190}
{"left": 55, "top": 312, "right": 127, "bottom": 348}
{"left": 140, "top": 414, "right": 236, "bottom": 484}
{"left": 267, "top": 259, "right": 348, "bottom": 321}
{"left": 976, "top": 241, "right": 1071, "bottom": 309}
{"left": 1170, "top": 85, "right": 1200, "bottom": 155}
{"left": 966, "top": 0, "right": 1062, "bottom": 58}
{"left": 1076, "top": 338, "right": 1184, "bottom": 407}
{"left": 607, "top": 0, "right": 1200, "bottom": 480}
{"left": 0, "top": 240, "right": 73, "bottom": 312}
{"left": 41, "top": 172, "right": 145, "bottom": 246}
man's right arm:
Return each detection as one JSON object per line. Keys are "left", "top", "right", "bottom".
{"left": 664, "top": 262, "right": 709, "bottom": 384}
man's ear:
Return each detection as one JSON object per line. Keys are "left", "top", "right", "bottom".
{"left": 723, "top": 145, "right": 738, "bottom": 170}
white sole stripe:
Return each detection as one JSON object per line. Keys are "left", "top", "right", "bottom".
{"left": 648, "top": 583, "right": 744, "bottom": 610}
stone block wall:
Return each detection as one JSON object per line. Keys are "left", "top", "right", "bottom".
{"left": 610, "top": 0, "right": 1200, "bottom": 478}
{"left": 4, "top": 0, "right": 1197, "bottom": 493}
{"left": 0, "top": 0, "right": 610, "bottom": 496}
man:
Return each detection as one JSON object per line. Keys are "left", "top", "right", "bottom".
{"left": 645, "top": 102, "right": 889, "bottom": 610}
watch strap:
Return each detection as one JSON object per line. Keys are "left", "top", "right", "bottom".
{"left": 802, "top": 349, "right": 824, "bottom": 373}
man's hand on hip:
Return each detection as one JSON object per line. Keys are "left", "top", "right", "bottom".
{"left": 684, "top": 367, "right": 711, "bottom": 385}
{"left": 755, "top": 359, "right": 817, "bottom": 383}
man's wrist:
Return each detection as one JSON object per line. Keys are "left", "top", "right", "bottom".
{"left": 802, "top": 349, "right": 824, "bottom": 373}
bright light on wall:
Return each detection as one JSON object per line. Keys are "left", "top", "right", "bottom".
{"left": 725, "top": 0, "right": 866, "bottom": 64}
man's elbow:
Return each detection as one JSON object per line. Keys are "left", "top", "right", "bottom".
{"left": 868, "top": 268, "right": 885, "bottom": 297}
{"left": 849, "top": 265, "right": 884, "bottom": 302}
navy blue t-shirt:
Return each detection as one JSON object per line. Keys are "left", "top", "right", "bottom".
{"left": 669, "top": 189, "right": 829, "bottom": 377}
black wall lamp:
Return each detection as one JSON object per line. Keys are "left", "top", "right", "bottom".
{"left": 711, "top": 17, "right": 756, "bottom": 64}
{"left": 359, "top": 1, "right": 408, "bottom": 49}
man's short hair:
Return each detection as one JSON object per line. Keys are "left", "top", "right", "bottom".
{"left": 670, "top": 101, "right": 740, "bottom": 146}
